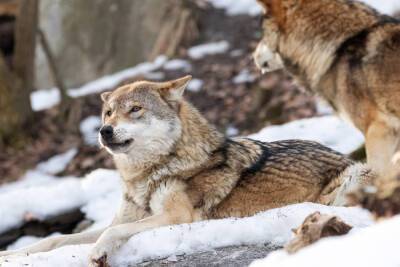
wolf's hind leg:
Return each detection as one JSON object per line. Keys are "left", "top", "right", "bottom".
{"left": 318, "top": 163, "right": 375, "bottom": 206}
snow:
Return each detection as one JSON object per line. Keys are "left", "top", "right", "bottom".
{"left": 1, "top": 203, "right": 372, "bottom": 267}
{"left": 251, "top": 215, "right": 400, "bottom": 267}
{"left": 358, "top": 0, "right": 400, "bottom": 15}
{"left": 30, "top": 56, "right": 168, "bottom": 111}
{"left": 187, "top": 79, "right": 204, "bottom": 92}
{"left": 315, "top": 98, "right": 334, "bottom": 116}
{"left": 206, "top": 0, "right": 400, "bottom": 16}
{"left": 0, "top": 149, "right": 79, "bottom": 195}
{"left": 68, "top": 56, "right": 167, "bottom": 98}
{"left": 233, "top": 69, "right": 256, "bottom": 84}
{"left": 36, "top": 148, "right": 78, "bottom": 175}
{"left": 0, "top": 169, "right": 121, "bottom": 235}
{"left": 164, "top": 59, "right": 192, "bottom": 72}
{"left": 226, "top": 126, "right": 239, "bottom": 136}
{"left": 250, "top": 116, "right": 364, "bottom": 154}
{"left": 206, "top": 0, "right": 262, "bottom": 16}
{"left": 187, "top": 41, "right": 230, "bottom": 60}
{"left": 7, "top": 233, "right": 61, "bottom": 251}
{"left": 30, "top": 88, "right": 61, "bottom": 112}
{"left": 80, "top": 116, "right": 102, "bottom": 146}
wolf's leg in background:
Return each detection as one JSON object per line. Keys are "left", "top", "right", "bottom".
{"left": 0, "top": 228, "right": 105, "bottom": 257}
{"left": 365, "top": 121, "right": 400, "bottom": 179}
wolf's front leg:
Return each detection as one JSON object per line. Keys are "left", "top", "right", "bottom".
{"left": 89, "top": 190, "right": 195, "bottom": 267}
{"left": 0, "top": 228, "right": 104, "bottom": 258}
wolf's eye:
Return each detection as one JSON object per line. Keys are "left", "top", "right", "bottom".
{"left": 130, "top": 106, "right": 142, "bottom": 113}
{"left": 105, "top": 110, "right": 112, "bottom": 117}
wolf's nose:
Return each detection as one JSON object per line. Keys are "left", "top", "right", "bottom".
{"left": 100, "top": 125, "right": 113, "bottom": 140}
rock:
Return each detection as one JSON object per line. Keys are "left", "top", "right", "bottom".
{"left": 137, "top": 245, "right": 277, "bottom": 267}
{"left": 35, "top": 0, "right": 199, "bottom": 89}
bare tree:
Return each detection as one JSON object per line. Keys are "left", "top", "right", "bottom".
{"left": 0, "top": 0, "right": 38, "bottom": 148}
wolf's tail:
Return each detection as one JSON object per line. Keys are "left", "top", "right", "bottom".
{"left": 318, "top": 163, "right": 376, "bottom": 206}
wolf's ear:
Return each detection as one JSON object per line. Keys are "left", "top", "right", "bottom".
{"left": 159, "top": 75, "right": 192, "bottom": 102}
{"left": 257, "top": 0, "right": 299, "bottom": 16}
{"left": 101, "top": 91, "right": 112, "bottom": 102}
{"left": 256, "top": 0, "right": 270, "bottom": 12}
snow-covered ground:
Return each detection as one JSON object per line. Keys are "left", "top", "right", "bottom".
{"left": 251, "top": 215, "right": 400, "bottom": 267}
{"left": 250, "top": 116, "right": 364, "bottom": 154}
{"left": 187, "top": 41, "right": 230, "bottom": 60}
{"left": 1, "top": 203, "right": 372, "bottom": 267}
{"left": 0, "top": 169, "right": 121, "bottom": 235}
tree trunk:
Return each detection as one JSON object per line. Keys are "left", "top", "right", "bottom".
{"left": 0, "top": 53, "right": 23, "bottom": 148}
{"left": 0, "top": 0, "right": 38, "bottom": 148}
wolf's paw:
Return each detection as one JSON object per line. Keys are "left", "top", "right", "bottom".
{"left": 89, "top": 244, "right": 113, "bottom": 267}
{"left": 89, "top": 253, "right": 109, "bottom": 267}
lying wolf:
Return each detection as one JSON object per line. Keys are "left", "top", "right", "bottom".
{"left": 253, "top": 0, "right": 400, "bottom": 178}
{"left": 0, "top": 76, "right": 373, "bottom": 266}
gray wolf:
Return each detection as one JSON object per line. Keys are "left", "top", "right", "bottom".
{"left": 253, "top": 0, "right": 400, "bottom": 179}
{"left": 0, "top": 76, "right": 374, "bottom": 266}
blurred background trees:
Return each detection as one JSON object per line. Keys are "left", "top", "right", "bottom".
{"left": 0, "top": 0, "right": 316, "bottom": 181}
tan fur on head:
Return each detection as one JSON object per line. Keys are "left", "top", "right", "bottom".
{"left": 98, "top": 76, "right": 193, "bottom": 163}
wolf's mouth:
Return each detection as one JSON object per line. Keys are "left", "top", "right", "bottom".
{"left": 105, "top": 139, "right": 133, "bottom": 149}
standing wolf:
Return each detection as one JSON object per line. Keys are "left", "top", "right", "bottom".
{"left": 253, "top": 0, "right": 400, "bottom": 178}
{"left": 0, "top": 76, "right": 373, "bottom": 266}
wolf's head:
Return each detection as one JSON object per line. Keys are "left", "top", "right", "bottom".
{"left": 99, "top": 76, "right": 192, "bottom": 161}
{"left": 253, "top": 0, "right": 298, "bottom": 73}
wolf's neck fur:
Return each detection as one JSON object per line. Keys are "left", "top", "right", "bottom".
{"left": 279, "top": 2, "right": 379, "bottom": 89}
{"left": 114, "top": 101, "right": 224, "bottom": 183}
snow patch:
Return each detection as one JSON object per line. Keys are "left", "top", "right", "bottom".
{"left": 30, "top": 56, "right": 168, "bottom": 111}
{"left": 207, "top": 0, "right": 263, "bottom": 16}
{"left": 164, "top": 59, "right": 192, "bottom": 72}
{"left": 251, "top": 215, "right": 400, "bottom": 267}
{"left": 233, "top": 69, "right": 256, "bottom": 84}
{"left": 188, "top": 41, "right": 230, "bottom": 59}
{"left": 207, "top": 0, "right": 399, "bottom": 16}
{"left": 187, "top": 79, "right": 204, "bottom": 92}
{"left": 249, "top": 116, "right": 364, "bottom": 154}
{"left": 80, "top": 116, "right": 102, "bottom": 146}
{"left": 0, "top": 169, "right": 121, "bottom": 234}
{"left": 36, "top": 148, "right": 78, "bottom": 175}
{"left": 358, "top": 0, "right": 400, "bottom": 15}
{"left": 30, "top": 88, "right": 61, "bottom": 112}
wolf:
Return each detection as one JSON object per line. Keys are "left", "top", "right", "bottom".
{"left": 0, "top": 76, "right": 374, "bottom": 266}
{"left": 253, "top": 0, "right": 400, "bottom": 179}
